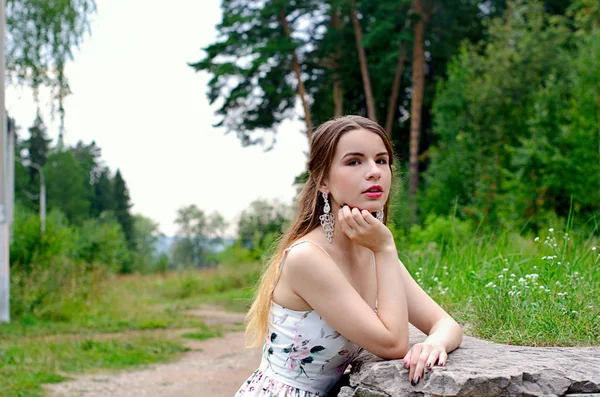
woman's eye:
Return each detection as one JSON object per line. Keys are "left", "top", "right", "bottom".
{"left": 377, "top": 159, "right": 388, "bottom": 164}
{"left": 347, "top": 160, "right": 359, "bottom": 166}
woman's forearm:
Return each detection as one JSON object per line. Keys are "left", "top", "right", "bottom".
{"left": 375, "top": 246, "right": 409, "bottom": 348}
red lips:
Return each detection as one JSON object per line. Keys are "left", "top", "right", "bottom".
{"left": 363, "top": 185, "right": 383, "bottom": 193}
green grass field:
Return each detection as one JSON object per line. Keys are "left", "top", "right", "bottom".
{"left": 1, "top": 225, "right": 597, "bottom": 396}
{"left": 0, "top": 262, "right": 259, "bottom": 397}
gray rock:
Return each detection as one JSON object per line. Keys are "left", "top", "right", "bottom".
{"left": 338, "top": 325, "right": 600, "bottom": 397}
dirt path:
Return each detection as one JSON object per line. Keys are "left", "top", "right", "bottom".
{"left": 45, "top": 306, "right": 262, "bottom": 397}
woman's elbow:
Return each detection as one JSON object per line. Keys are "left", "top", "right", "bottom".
{"left": 378, "top": 335, "right": 409, "bottom": 360}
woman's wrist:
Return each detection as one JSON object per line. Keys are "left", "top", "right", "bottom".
{"left": 373, "top": 237, "right": 397, "bottom": 255}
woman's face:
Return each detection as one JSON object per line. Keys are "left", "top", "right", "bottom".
{"left": 324, "top": 128, "right": 392, "bottom": 213}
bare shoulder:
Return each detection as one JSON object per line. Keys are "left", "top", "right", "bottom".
{"left": 284, "top": 240, "right": 337, "bottom": 278}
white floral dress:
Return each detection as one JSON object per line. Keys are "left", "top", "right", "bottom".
{"left": 235, "top": 241, "right": 367, "bottom": 397}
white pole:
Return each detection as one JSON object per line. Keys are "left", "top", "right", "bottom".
{"left": 7, "top": 117, "right": 14, "bottom": 228}
{"left": 27, "top": 162, "right": 45, "bottom": 235}
{"left": 0, "top": 0, "right": 9, "bottom": 323}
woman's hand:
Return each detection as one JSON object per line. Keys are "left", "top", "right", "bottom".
{"left": 338, "top": 205, "right": 394, "bottom": 253}
{"left": 402, "top": 341, "right": 448, "bottom": 386}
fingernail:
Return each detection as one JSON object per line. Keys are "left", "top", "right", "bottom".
{"left": 439, "top": 361, "right": 444, "bottom": 366}
{"left": 404, "top": 362, "right": 409, "bottom": 369}
{"left": 426, "top": 362, "right": 431, "bottom": 367}
{"left": 411, "top": 376, "right": 420, "bottom": 386}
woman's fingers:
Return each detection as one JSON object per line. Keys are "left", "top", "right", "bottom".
{"left": 342, "top": 206, "right": 361, "bottom": 230}
{"left": 401, "top": 350, "right": 411, "bottom": 371}
{"left": 410, "top": 345, "right": 430, "bottom": 385}
{"left": 403, "top": 344, "right": 447, "bottom": 386}
{"left": 438, "top": 350, "right": 448, "bottom": 367}
{"left": 351, "top": 207, "right": 370, "bottom": 228}
{"left": 425, "top": 349, "right": 441, "bottom": 372}
{"left": 407, "top": 345, "right": 421, "bottom": 382}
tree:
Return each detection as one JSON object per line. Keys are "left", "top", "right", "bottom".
{"left": 24, "top": 112, "right": 52, "bottom": 185}
{"left": 73, "top": 140, "right": 102, "bottom": 210}
{"left": 205, "top": 212, "right": 229, "bottom": 250}
{"left": 132, "top": 214, "right": 162, "bottom": 272}
{"left": 350, "top": 0, "right": 376, "bottom": 120}
{"left": 6, "top": 0, "right": 97, "bottom": 131}
{"left": 385, "top": 18, "right": 411, "bottom": 136}
{"left": 423, "top": 0, "right": 590, "bottom": 229}
{"left": 172, "top": 204, "right": 208, "bottom": 266}
{"left": 44, "top": 150, "right": 90, "bottom": 223}
{"left": 408, "top": 0, "right": 433, "bottom": 224}
{"left": 113, "top": 169, "right": 134, "bottom": 249}
{"left": 91, "top": 167, "right": 115, "bottom": 218}
{"left": 236, "top": 199, "right": 290, "bottom": 249}
{"left": 189, "top": 0, "right": 320, "bottom": 147}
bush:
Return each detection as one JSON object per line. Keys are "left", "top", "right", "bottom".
{"left": 406, "top": 214, "right": 474, "bottom": 248}
{"left": 10, "top": 257, "right": 108, "bottom": 321}
{"left": 74, "top": 213, "right": 130, "bottom": 272}
{"left": 9, "top": 205, "right": 77, "bottom": 271}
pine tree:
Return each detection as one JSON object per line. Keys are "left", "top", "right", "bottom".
{"left": 113, "top": 169, "right": 134, "bottom": 250}
{"left": 24, "top": 112, "right": 52, "bottom": 185}
{"left": 91, "top": 167, "right": 115, "bottom": 217}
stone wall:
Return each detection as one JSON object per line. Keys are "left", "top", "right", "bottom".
{"left": 337, "top": 325, "right": 600, "bottom": 397}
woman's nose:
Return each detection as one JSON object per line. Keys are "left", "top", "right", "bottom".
{"left": 366, "top": 161, "right": 381, "bottom": 180}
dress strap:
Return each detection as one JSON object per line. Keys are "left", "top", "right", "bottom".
{"left": 271, "top": 240, "right": 331, "bottom": 293}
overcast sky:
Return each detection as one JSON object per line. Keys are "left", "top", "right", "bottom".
{"left": 6, "top": 0, "right": 310, "bottom": 237}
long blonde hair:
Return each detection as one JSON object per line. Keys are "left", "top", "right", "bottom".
{"left": 244, "top": 115, "right": 395, "bottom": 347}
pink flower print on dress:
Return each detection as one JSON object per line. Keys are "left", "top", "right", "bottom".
{"left": 284, "top": 339, "right": 327, "bottom": 379}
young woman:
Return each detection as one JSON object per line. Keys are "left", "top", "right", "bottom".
{"left": 236, "top": 115, "right": 462, "bottom": 396}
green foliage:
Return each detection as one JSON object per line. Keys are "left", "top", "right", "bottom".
{"left": 75, "top": 214, "right": 130, "bottom": 272}
{"left": 172, "top": 205, "right": 229, "bottom": 267}
{"left": 6, "top": 0, "right": 97, "bottom": 124}
{"left": 10, "top": 204, "right": 77, "bottom": 271}
{"left": 23, "top": 112, "right": 52, "bottom": 186}
{"left": 237, "top": 199, "right": 289, "bottom": 249}
{"left": 91, "top": 167, "right": 115, "bottom": 217}
{"left": 44, "top": 149, "right": 91, "bottom": 223}
{"left": 425, "top": 0, "right": 599, "bottom": 230}
{"left": 131, "top": 214, "right": 163, "bottom": 273}
{"left": 407, "top": 214, "right": 474, "bottom": 247}
{"left": 219, "top": 231, "right": 280, "bottom": 265}
{"left": 10, "top": 257, "right": 107, "bottom": 322}
{"left": 113, "top": 169, "right": 135, "bottom": 251}
{"left": 8, "top": 205, "right": 131, "bottom": 319}
{"left": 189, "top": 0, "right": 320, "bottom": 144}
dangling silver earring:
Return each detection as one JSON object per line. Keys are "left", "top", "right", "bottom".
{"left": 319, "top": 192, "right": 335, "bottom": 243}
{"left": 376, "top": 207, "right": 384, "bottom": 222}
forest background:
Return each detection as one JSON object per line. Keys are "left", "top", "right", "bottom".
{"left": 2, "top": 0, "right": 599, "bottom": 395}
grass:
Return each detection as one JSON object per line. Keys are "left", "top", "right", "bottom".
{"left": 399, "top": 225, "right": 600, "bottom": 346}
{"left": 1, "top": 335, "right": 188, "bottom": 397}
{"left": 1, "top": 224, "right": 597, "bottom": 396}
{"left": 0, "top": 261, "right": 261, "bottom": 397}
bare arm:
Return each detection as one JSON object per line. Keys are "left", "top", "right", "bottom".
{"left": 286, "top": 207, "right": 409, "bottom": 359}
{"left": 398, "top": 258, "right": 463, "bottom": 384}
